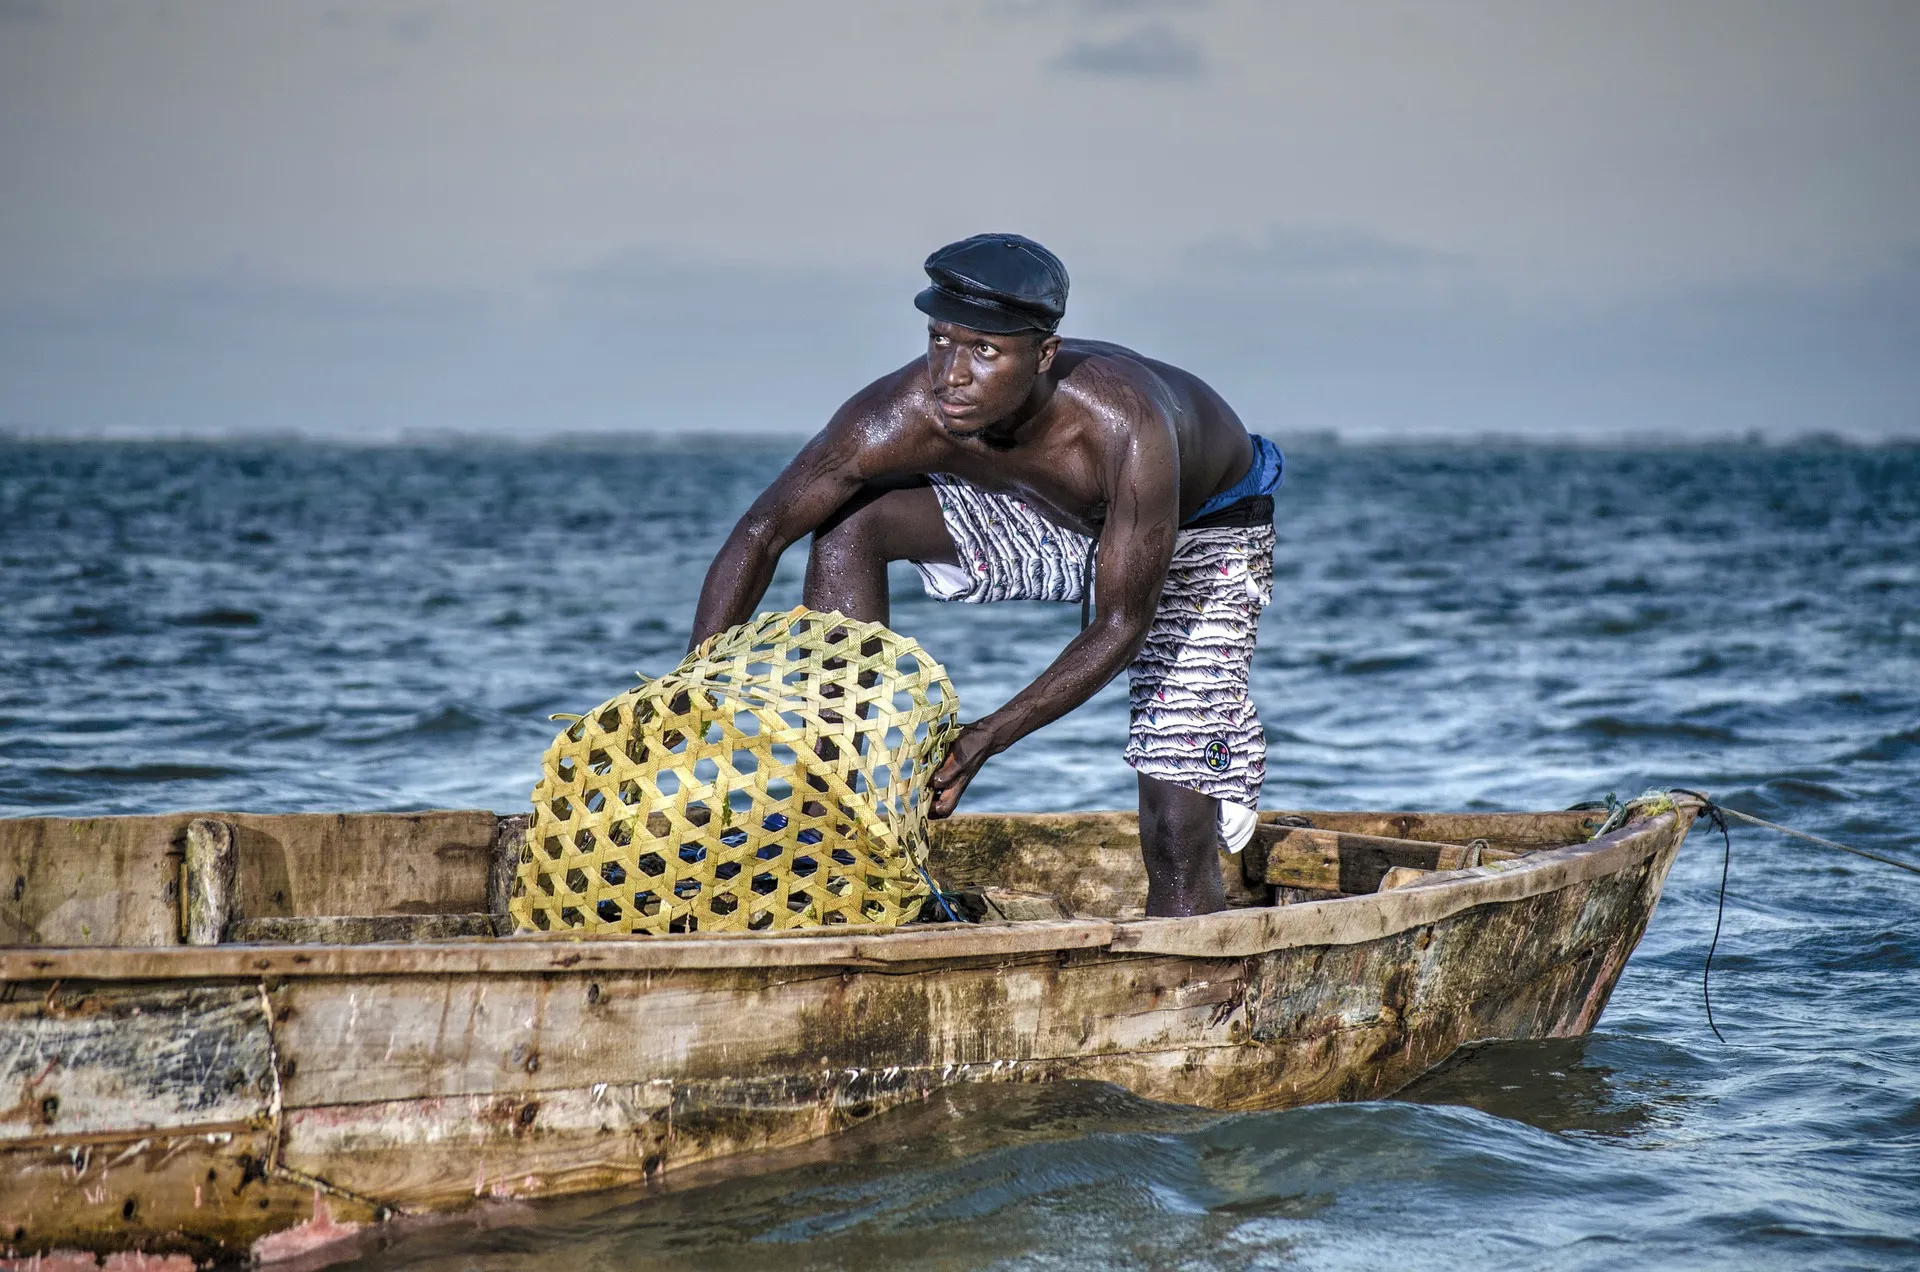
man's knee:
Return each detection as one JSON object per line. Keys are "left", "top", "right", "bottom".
{"left": 812, "top": 488, "right": 893, "bottom": 565}
{"left": 814, "top": 484, "right": 949, "bottom": 566}
{"left": 1138, "top": 778, "right": 1220, "bottom": 866}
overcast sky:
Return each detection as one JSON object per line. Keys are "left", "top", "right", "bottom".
{"left": 3, "top": 1, "right": 1916, "bottom": 440}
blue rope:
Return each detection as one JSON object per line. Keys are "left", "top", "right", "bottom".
{"left": 915, "top": 861, "right": 964, "bottom": 923}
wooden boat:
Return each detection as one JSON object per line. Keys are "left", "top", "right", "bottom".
{"left": 0, "top": 797, "right": 1700, "bottom": 1263}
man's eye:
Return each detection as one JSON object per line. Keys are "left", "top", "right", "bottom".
{"left": 978, "top": 344, "right": 998, "bottom": 357}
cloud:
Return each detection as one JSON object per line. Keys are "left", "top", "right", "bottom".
{"left": 1051, "top": 22, "right": 1204, "bottom": 79}
{"left": 386, "top": 9, "right": 435, "bottom": 45}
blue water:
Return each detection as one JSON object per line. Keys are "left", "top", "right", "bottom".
{"left": 3, "top": 439, "right": 1917, "bottom": 1269}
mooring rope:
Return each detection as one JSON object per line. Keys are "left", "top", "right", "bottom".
{"left": 1665, "top": 787, "right": 1919, "bottom": 1043}
{"left": 1678, "top": 796, "right": 1735, "bottom": 1043}
{"left": 1709, "top": 806, "right": 1920, "bottom": 876}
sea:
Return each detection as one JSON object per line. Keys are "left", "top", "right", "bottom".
{"left": 2, "top": 438, "right": 1916, "bottom": 1270}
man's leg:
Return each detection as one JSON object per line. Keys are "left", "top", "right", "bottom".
{"left": 804, "top": 482, "right": 956, "bottom": 624}
{"left": 1138, "top": 773, "right": 1227, "bottom": 917}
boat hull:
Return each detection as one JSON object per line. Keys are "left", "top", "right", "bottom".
{"left": 0, "top": 804, "right": 1693, "bottom": 1262}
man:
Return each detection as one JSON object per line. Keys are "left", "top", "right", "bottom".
{"left": 690, "top": 233, "right": 1282, "bottom": 916}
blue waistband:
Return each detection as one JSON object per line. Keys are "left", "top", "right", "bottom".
{"left": 1185, "top": 434, "right": 1284, "bottom": 525}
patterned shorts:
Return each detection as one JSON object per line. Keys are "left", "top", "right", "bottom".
{"left": 912, "top": 476, "right": 1276, "bottom": 811}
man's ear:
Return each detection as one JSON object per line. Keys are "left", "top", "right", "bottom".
{"left": 1035, "top": 333, "right": 1062, "bottom": 373}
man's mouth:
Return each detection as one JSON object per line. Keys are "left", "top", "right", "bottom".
{"left": 937, "top": 397, "right": 977, "bottom": 417}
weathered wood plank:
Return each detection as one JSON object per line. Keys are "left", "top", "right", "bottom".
{"left": 0, "top": 1130, "right": 377, "bottom": 1260}
{"left": 281, "top": 1082, "right": 675, "bottom": 1208}
{"left": 181, "top": 819, "right": 236, "bottom": 945}
{"left": 1265, "top": 809, "right": 1600, "bottom": 854}
{"left": 0, "top": 811, "right": 500, "bottom": 948}
{"left": 226, "top": 914, "right": 507, "bottom": 945}
{"left": 967, "top": 886, "right": 1072, "bottom": 922}
{"left": 0, "top": 819, "right": 180, "bottom": 949}
{"left": 485, "top": 815, "right": 528, "bottom": 920}
{"left": 225, "top": 811, "right": 499, "bottom": 924}
{"left": 269, "top": 948, "right": 1245, "bottom": 1107}
{"left": 927, "top": 812, "right": 1264, "bottom": 918}
{"left": 1245, "top": 827, "right": 1482, "bottom": 893}
{"left": 1114, "top": 809, "right": 1692, "bottom": 958}
{"left": 0, "top": 919, "right": 1117, "bottom": 982}
{"left": 1378, "top": 866, "right": 1428, "bottom": 891}
{"left": 0, "top": 982, "right": 273, "bottom": 1143}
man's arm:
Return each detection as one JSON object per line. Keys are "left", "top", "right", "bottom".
{"left": 929, "top": 403, "right": 1181, "bottom": 816}
{"left": 689, "top": 376, "right": 920, "bottom": 649}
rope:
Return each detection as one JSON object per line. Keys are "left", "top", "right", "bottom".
{"left": 915, "top": 860, "right": 965, "bottom": 924}
{"left": 1707, "top": 805, "right": 1920, "bottom": 876}
{"left": 1666, "top": 787, "right": 1918, "bottom": 1045}
{"left": 1688, "top": 798, "right": 1733, "bottom": 1044}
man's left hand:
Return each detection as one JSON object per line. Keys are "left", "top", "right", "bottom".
{"left": 928, "top": 722, "right": 998, "bottom": 819}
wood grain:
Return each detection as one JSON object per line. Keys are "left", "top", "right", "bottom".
{"left": 0, "top": 811, "right": 499, "bottom": 949}
{"left": 0, "top": 1130, "right": 377, "bottom": 1260}
{"left": 0, "top": 982, "right": 273, "bottom": 1143}
{"left": 181, "top": 819, "right": 235, "bottom": 945}
{"left": 1247, "top": 826, "right": 1481, "bottom": 893}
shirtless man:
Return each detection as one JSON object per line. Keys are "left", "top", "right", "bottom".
{"left": 690, "top": 234, "right": 1283, "bottom": 916}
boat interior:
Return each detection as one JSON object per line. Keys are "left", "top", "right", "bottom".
{"left": 0, "top": 808, "right": 1611, "bottom": 950}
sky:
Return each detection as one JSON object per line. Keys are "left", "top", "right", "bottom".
{"left": 2, "top": 0, "right": 1916, "bottom": 441}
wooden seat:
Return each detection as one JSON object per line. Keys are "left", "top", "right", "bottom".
{"left": 1247, "top": 825, "right": 1529, "bottom": 897}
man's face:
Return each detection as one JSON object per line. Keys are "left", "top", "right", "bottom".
{"left": 925, "top": 320, "right": 1058, "bottom": 435}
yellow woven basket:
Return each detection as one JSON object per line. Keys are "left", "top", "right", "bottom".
{"left": 512, "top": 607, "right": 959, "bottom": 935}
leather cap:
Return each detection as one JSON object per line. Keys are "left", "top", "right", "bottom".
{"left": 914, "top": 233, "right": 1069, "bottom": 334}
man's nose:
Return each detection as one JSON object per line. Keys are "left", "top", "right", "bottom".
{"left": 942, "top": 352, "right": 971, "bottom": 387}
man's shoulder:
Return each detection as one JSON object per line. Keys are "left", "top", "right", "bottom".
{"left": 818, "top": 361, "right": 941, "bottom": 468}
{"left": 1054, "top": 340, "right": 1189, "bottom": 417}
{"left": 828, "top": 360, "right": 934, "bottom": 430}
{"left": 1059, "top": 337, "right": 1149, "bottom": 361}
{"left": 1057, "top": 339, "right": 1193, "bottom": 390}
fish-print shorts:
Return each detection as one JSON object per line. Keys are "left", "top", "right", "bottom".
{"left": 911, "top": 475, "right": 1276, "bottom": 814}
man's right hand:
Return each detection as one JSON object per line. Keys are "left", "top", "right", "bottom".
{"left": 928, "top": 722, "right": 1000, "bottom": 819}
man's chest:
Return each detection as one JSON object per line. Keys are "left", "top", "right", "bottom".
{"left": 933, "top": 452, "right": 1109, "bottom": 536}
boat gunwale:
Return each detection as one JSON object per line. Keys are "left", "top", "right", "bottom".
{"left": 0, "top": 802, "right": 1696, "bottom": 982}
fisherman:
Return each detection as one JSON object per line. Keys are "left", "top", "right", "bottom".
{"left": 689, "top": 234, "right": 1282, "bottom": 916}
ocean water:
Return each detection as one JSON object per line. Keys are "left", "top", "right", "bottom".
{"left": 2, "top": 438, "right": 1916, "bottom": 1269}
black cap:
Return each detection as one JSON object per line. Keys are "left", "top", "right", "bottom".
{"left": 914, "top": 233, "right": 1069, "bottom": 334}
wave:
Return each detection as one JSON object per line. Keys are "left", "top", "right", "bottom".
{"left": 39, "top": 762, "right": 244, "bottom": 782}
{"left": 341, "top": 706, "right": 490, "bottom": 746}
{"left": 1571, "top": 716, "right": 1738, "bottom": 743}
{"left": 169, "top": 607, "right": 263, "bottom": 628}
{"left": 1843, "top": 727, "right": 1920, "bottom": 764}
